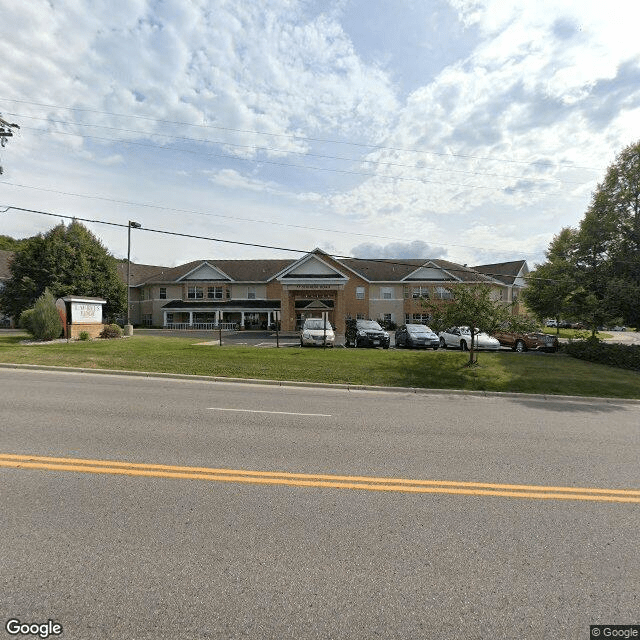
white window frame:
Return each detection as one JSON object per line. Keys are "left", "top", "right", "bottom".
{"left": 382, "top": 287, "right": 393, "bottom": 300}
{"left": 247, "top": 286, "right": 256, "bottom": 300}
{"left": 188, "top": 286, "right": 204, "bottom": 299}
{"left": 355, "top": 286, "right": 365, "bottom": 300}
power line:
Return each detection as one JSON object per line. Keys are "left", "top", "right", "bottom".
{"left": 16, "top": 124, "right": 579, "bottom": 195}
{"left": 0, "top": 180, "right": 544, "bottom": 258}
{"left": 0, "top": 96, "right": 601, "bottom": 171}
{"left": 7, "top": 112, "right": 591, "bottom": 186}
{"left": 0, "top": 204, "right": 558, "bottom": 282}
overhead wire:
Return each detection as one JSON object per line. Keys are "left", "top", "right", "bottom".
{"left": 0, "top": 204, "right": 569, "bottom": 283}
{"left": 0, "top": 97, "right": 601, "bottom": 171}
{"left": 0, "top": 180, "right": 544, "bottom": 258}
{"left": 6, "top": 111, "right": 591, "bottom": 186}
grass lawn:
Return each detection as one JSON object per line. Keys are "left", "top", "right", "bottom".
{"left": 1, "top": 334, "right": 639, "bottom": 399}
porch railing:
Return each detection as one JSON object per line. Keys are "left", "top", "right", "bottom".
{"left": 164, "top": 322, "right": 238, "bottom": 331}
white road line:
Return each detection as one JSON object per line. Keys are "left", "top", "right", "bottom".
{"left": 208, "top": 407, "right": 332, "bottom": 417}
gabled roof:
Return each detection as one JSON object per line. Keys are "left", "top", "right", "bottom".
{"left": 177, "top": 261, "right": 233, "bottom": 282}
{"left": 341, "top": 258, "right": 493, "bottom": 283}
{"left": 273, "top": 249, "right": 349, "bottom": 281}
{"left": 472, "top": 260, "right": 528, "bottom": 286}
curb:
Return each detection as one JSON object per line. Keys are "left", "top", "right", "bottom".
{"left": 1, "top": 362, "right": 639, "bottom": 404}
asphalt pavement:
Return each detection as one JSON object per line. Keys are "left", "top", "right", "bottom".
{"left": 1, "top": 368, "right": 639, "bottom": 639}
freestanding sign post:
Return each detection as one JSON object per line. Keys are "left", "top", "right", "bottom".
{"left": 58, "top": 297, "right": 106, "bottom": 339}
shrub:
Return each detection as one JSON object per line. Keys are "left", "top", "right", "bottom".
{"left": 100, "top": 323, "right": 123, "bottom": 339}
{"left": 31, "top": 290, "right": 63, "bottom": 341}
{"left": 564, "top": 338, "right": 640, "bottom": 371}
{"left": 79, "top": 331, "right": 90, "bottom": 341}
{"left": 19, "top": 308, "right": 36, "bottom": 335}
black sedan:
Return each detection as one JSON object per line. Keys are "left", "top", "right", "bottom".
{"left": 395, "top": 324, "right": 440, "bottom": 350}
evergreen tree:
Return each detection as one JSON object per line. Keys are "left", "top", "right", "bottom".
{"left": 0, "top": 221, "right": 126, "bottom": 320}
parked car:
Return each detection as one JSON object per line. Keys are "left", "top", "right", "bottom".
{"left": 612, "top": 325, "right": 627, "bottom": 332}
{"left": 395, "top": 324, "right": 439, "bottom": 350}
{"left": 545, "top": 319, "right": 558, "bottom": 327}
{"left": 492, "top": 328, "right": 559, "bottom": 353}
{"left": 345, "top": 319, "right": 390, "bottom": 349}
{"left": 438, "top": 326, "right": 501, "bottom": 351}
{"left": 300, "top": 318, "right": 335, "bottom": 347}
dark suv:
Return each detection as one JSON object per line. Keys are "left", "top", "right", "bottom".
{"left": 345, "top": 319, "right": 390, "bottom": 349}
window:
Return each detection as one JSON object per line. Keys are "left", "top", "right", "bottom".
{"left": 208, "top": 286, "right": 223, "bottom": 299}
{"left": 166, "top": 313, "right": 173, "bottom": 325}
{"left": 159, "top": 287, "right": 166, "bottom": 299}
{"left": 247, "top": 286, "right": 256, "bottom": 300}
{"left": 139, "top": 288, "right": 145, "bottom": 301}
{"left": 435, "top": 286, "right": 453, "bottom": 300}
{"left": 405, "top": 314, "right": 411, "bottom": 324}
{"left": 382, "top": 287, "right": 393, "bottom": 300}
{"left": 188, "top": 286, "right": 204, "bottom": 299}
{"left": 142, "top": 314, "right": 153, "bottom": 327}
{"left": 356, "top": 286, "right": 365, "bottom": 300}
{"left": 383, "top": 313, "right": 392, "bottom": 323}
{"left": 412, "top": 286, "right": 429, "bottom": 299}
{"left": 226, "top": 288, "right": 231, "bottom": 299}
{"left": 356, "top": 313, "right": 365, "bottom": 320}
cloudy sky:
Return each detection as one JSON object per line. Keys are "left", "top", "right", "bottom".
{"left": 1, "top": 0, "right": 639, "bottom": 269}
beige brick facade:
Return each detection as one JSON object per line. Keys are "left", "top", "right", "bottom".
{"left": 124, "top": 250, "right": 525, "bottom": 332}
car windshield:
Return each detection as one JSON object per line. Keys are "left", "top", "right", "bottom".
{"left": 304, "top": 319, "right": 333, "bottom": 330}
{"left": 407, "top": 325, "right": 432, "bottom": 334}
{"left": 358, "top": 321, "right": 382, "bottom": 330}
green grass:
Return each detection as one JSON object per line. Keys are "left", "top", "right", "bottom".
{"left": 1, "top": 334, "right": 639, "bottom": 398}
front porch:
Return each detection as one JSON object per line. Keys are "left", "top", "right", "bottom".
{"left": 162, "top": 302, "right": 281, "bottom": 330}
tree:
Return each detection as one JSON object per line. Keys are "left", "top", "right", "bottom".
{"left": 521, "top": 228, "right": 578, "bottom": 332}
{"left": 30, "top": 289, "right": 63, "bottom": 340}
{"left": 423, "top": 283, "right": 530, "bottom": 365}
{"left": 524, "top": 139, "right": 640, "bottom": 335}
{"left": 0, "top": 221, "right": 126, "bottom": 320}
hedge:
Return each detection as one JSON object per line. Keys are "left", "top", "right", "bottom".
{"left": 564, "top": 339, "right": 640, "bottom": 371}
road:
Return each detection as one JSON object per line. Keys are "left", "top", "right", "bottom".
{"left": 1, "top": 368, "right": 639, "bottom": 639}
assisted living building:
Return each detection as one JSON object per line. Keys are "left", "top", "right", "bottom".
{"left": 120, "top": 249, "right": 529, "bottom": 333}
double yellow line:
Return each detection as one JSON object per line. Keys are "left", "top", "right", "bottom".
{"left": 1, "top": 453, "right": 639, "bottom": 504}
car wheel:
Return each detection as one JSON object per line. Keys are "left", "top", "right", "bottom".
{"left": 383, "top": 343, "right": 389, "bottom": 350}
{"left": 460, "top": 340, "right": 468, "bottom": 351}
{"left": 432, "top": 345, "right": 439, "bottom": 350}
{"left": 515, "top": 339, "right": 526, "bottom": 353}
{"left": 439, "top": 337, "right": 447, "bottom": 349}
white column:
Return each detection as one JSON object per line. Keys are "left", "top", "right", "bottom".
{"left": 189, "top": 311, "right": 193, "bottom": 326}
{"left": 267, "top": 311, "right": 272, "bottom": 326}
{"left": 241, "top": 311, "right": 245, "bottom": 328}
{"left": 216, "top": 310, "right": 221, "bottom": 326}
{"left": 163, "top": 311, "right": 167, "bottom": 327}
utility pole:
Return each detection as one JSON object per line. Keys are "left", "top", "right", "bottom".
{"left": 0, "top": 116, "right": 20, "bottom": 175}
{"left": 126, "top": 221, "right": 141, "bottom": 335}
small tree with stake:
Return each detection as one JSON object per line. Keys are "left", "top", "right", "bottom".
{"left": 423, "top": 283, "right": 533, "bottom": 366}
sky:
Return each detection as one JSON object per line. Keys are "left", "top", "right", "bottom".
{"left": 1, "top": 0, "right": 639, "bottom": 270}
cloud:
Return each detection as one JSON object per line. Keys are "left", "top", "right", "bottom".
{"left": 351, "top": 240, "right": 447, "bottom": 259}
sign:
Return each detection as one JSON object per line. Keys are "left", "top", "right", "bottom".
{"left": 71, "top": 302, "right": 103, "bottom": 324}
{"left": 285, "top": 284, "right": 344, "bottom": 290}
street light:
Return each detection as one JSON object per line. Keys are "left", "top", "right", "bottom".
{"left": 126, "top": 221, "right": 141, "bottom": 329}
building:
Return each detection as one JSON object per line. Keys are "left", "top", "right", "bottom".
{"left": 121, "top": 248, "right": 528, "bottom": 333}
